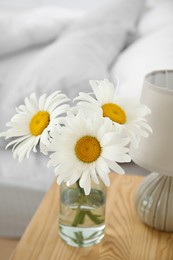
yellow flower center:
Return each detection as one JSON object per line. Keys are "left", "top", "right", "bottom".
{"left": 29, "top": 111, "right": 50, "bottom": 136}
{"left": 75, "top": 136, "right": 101, "bottom": 163}
{"left": 102, "top": 103, "right": 126, "bottom": 124}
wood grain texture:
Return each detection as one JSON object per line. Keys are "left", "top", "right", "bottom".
{"left": 10, "top": 174, "right": 173, "bottom": 260}
{"left": 0, "top": 238, "right": 19, "bottom": 260}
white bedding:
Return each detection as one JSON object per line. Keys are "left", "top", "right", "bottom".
{"left": 0, "top": 0, "right": 172, "bottom": 238}
{"left": 0, "top": 7, "right": 84, "bottom": 57}
{"left": 0, "top": 0, "right": 145, "bottom": 132}
{"left": 110, "top": 0, "right": 173, "bottom": 98}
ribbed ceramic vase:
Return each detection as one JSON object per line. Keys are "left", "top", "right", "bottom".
{"left": 135, "top": 172, "right": 173, "bottom": 231}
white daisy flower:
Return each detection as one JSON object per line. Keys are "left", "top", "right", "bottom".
{"left": 47, "top": 111, "right": 131, "bottom": 195}
{"left": 74, "top": 79, "right": 152, "bottom": 148}
{"left": 0, "top": 91, "right": 69, "bottom": 162}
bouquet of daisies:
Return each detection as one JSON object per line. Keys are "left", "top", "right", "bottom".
{"left": 0, "top": 79, "right": 152, "bottom": 195}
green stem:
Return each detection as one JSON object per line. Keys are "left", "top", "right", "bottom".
{"left": 85, "top": 211, "right": 103, "bottom": 225}
{"left": 72, "top": 207, "right": 84, "bottom": 227}
{"left": 72, "top": 182, "right": 86, "bottom": 227}
{"left": 79, "top": 211, "right": 85, "bottom": 224}
{"left": 74, "top": 232, "right": 84, "bottom": 246}
{"left": 71, "top": 181, "right": 103, "bottom": 227}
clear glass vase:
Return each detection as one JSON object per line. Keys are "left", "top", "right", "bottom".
{"left": 59, "top": 180, "right": 107, "bottom": 247}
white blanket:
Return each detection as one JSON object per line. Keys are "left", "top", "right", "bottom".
{"left": 0, "top": 0, "right": 143, "bottom": 57}
{"left": 0, "top": 0, "right": 145, "bottom": 136}
{"left": 0, "top": 6, "right": 84, "bottom": 57}
{"left": 110, "top": 0, "right": 173, "bottom": 98}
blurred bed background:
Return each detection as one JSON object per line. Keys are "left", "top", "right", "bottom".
{"left": 0, "top": 0, "right": 173, "bottom": 241}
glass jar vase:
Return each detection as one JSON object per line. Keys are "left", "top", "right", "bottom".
{"left": 59, "top": 180, "right": 107, "bottom": 247}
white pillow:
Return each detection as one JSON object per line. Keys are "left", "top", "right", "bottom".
{"left": 0, "top": 0, "right": 145, "bottom": 109}
{"left": 0, "top": 0, "right": 145, "bottom": 147}
{"left": 138, "top": 1, "right": 173, "bottom": 35}
{"left": 0, "top": 6, "right": 84, "bottom": 57}
{"left": 146, "top": 0, "right": 171, "bottom": 8}
{"left": 110, "top": 24, "right": 173, "bottom": 99}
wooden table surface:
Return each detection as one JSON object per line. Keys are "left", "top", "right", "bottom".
{"left": 10, "top": 174, "right": 173, "bottom": 260}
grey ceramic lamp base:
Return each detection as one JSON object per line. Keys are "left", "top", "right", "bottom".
{"left": 135, "top": 172, "right": 173, "bottom": 232}
{"left": 131, "top": 70, "right": 173, "bottom": 232}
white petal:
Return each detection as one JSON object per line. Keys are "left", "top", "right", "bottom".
{"left": 74, "top": 92, "right": 98, "bottom": 105}
{"left": 39, "top": 94, "right": 47, "bottom": 110}
{"left": 67, "top": 170, "right": 81, "bottom": 186}
{"left": 96, "top": 167, "right": 110, "bottom": 187}
{"left": 24, "top": 96, "right": 36, "bottom": 113}
{"left": 5, "top": 135, "right": 31, "bottom": 149}
{"left": 90, "top": 167, "right": 100, "bottom": 184}
{"left": 79, "top": 172, "right": 91, "bottom": 196}
{"left": 105, "top": 158, "right": 125, "bottom": 175}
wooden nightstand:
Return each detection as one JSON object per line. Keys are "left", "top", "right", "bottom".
{"left": 10, "top": 174, "right": 173, "bottom": 260}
